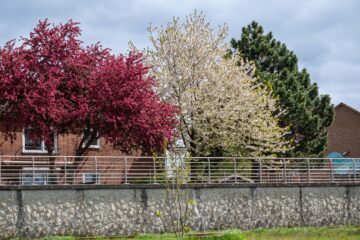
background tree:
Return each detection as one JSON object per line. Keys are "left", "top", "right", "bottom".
{"left": 143, "top": 12, "right": 291, "bottom": 163}
{"left": 230, "top": 21, "right": 334, "bottom": 157}
{"left": 0, "top": 20, "right": 178, "bottom": 182}
{"left": 0, "top": 20, "right": 86, "bottom": 182}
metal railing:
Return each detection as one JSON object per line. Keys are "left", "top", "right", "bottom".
{"left": 0, "top": 156, "right": 359, "bottom": 186}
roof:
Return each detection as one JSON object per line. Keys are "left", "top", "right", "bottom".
{"left": 335, "top": 102, "right": 360, "bottom": 116}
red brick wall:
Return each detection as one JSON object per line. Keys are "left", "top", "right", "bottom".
{"left": 325, "top": 104, "right": 360, "bottom": 157}
{"left": 0, "top": 125, "right": 127, "bottom": 156}
{"left": 0, "top": 125, "right": 154, "bottom": 185}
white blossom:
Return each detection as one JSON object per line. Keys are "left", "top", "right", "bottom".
{"left": 143, "top": 11, "right": 292, "bottom": 156}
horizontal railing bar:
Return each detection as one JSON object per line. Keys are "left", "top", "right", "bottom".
{"left": 0, "top": 155, "right": 356, "bottom": 160}
{"left": 0, "top": 156, "right": 359, "bottom": 186}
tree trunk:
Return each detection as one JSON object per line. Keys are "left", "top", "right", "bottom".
{"left": 47, "top": 150, "right": 56, "bottom": 185}
{"left": 68, "top": 156, "right": 83, "bottom": 184}
{"left": 251, "top": 159, "right": 260, "bottom": 183}
{"left": 188, "top": 135, "right": 200, "bottom": 183}
{"left": 197, "top": 147, "right": 223, "bottom": 183}
{"left": 69, "top": 129, "right": 98, "bottom": 184}
{"left": 189, "top": 160, "right": 202, "bottom": 183}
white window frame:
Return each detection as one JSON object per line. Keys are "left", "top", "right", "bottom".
{"left": 82, "top": 129, "right": 100, "bottom": 149}
{"left": 21, "top": 167, "right": 49, "bottom": 185}
{"left": 22, "top": 128, "right": 58, "bottom": 154}
{"left": 82, "top": 173, "right": 101, "bottom": 184}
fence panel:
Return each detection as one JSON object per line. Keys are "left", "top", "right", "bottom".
{"left": 0, "top": 156, "right": 358, "bottom": 186}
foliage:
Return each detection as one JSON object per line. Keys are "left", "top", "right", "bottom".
{"left": 0, "top": 19, "right": 178, "bottom": 157}
{"left": 230, "top": 21, "right": 334, "bottom": 157}
{"left": 141, "top": 11, "right": 291, "bottom": 158}
{"left": 153, "top": 153, "right": 195, "bottom": 239}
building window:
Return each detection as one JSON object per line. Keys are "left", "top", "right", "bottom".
{"left": 82, "top": 173, "right": 100, "bottom": 184}
{"left": 83, "top": 129, "right": 100, "bottom": 149}
{"left": 21, "top": 167, "right": 49, "bottom": 185}
{"left": 22, "top": 128, "right": 58, "bottom": 154}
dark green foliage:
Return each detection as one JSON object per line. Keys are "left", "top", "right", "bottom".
{"left": 230, "top": 21, "right": 334, "bottom": 157}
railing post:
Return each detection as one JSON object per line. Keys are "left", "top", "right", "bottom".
{"left": 307, "top": 158, "right": 310, "bottom": 183}
{"left": 73, "top": 157, "right": 76, "bottom": 184}
{"left": 208, "top": 158, "right": 211, "bottom": 184}
{"left": 32, "top": 156, "right": 35, "bottom": 185}
{"left": 233, "top": 158, "right": 237, "bottom": 183}
{"left": 153, "top": 157, "right": 157, "bottom": 184}
{"left": 64, "top": 156, "right": 67, "bottom": 185}
{"left": 353, "top": 158, "right": 356, "bottom": 183}
{"left": 330, "top": 158, "right": 334, "bottom": 183}
{"left": 73, "top": 163, "right": 76, "bottom": 184}
{"left": 283, "top": 158, "right": 287, "bottom": 183}
{"left": 0, "top": 156, "right": 2, "bottom": 185}
{"left": 94, "top": 156, "right": 98, "bottom": 184}
{"left": 259, "top": 158, "right": 262, "bottom": 183}
{"left": 124, "top": 157, "right": 128, "bottom": 184}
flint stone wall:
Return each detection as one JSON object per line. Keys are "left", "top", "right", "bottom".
{"left": 0, "top": 185, "right": 359, "bottom": 238}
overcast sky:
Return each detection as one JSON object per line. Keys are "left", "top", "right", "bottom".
{"left": 0, "top": 0, "right": 359, "bottom": 110}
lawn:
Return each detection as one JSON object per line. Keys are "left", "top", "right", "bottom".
{"left": 244, "top": 226, "right": 360, "bottom": 240}
{"left": 24, "top": 226, "right": 360, "bottom": 240}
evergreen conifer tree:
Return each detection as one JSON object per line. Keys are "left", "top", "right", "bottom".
{"left": 230, "top": 21, "right": 334, "bottom": 157}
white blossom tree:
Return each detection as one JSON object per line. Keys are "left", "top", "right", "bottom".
{"left": 139, "top": 11, "right": 292, "bottom": 159}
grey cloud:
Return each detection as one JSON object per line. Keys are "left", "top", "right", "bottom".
{"left": 0, "top": 0, "right": 359, "bottom": 109}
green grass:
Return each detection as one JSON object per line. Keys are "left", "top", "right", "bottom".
{"left": 13, "top": 226, "right": 360, "bottom": 240}
{"left": 41, "top": 238, "right": 76, "bottom": 240}
{"left": 244, "top": 226, "right": 360, "bottom": 240}
{"left": 134, "top": 230, "right": 244, "bottom": 240}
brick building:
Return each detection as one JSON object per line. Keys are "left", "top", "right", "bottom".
{"left": 326, "top": 103, "right": 360, "bottom": 157}
{"left": 0, "top": 126, "right": 153, "bottom": 185}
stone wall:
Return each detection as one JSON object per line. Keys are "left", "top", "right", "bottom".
{"left": 0, "top": 185, "right": 359, "bottom": 238}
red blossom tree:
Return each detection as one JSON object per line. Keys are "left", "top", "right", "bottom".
{"left": 0, "top": 20, "right": 178, "bottom": 182}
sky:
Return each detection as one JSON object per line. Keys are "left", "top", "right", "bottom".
{"left": 0, "top": 0, "right": 359, "bottom": 110}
